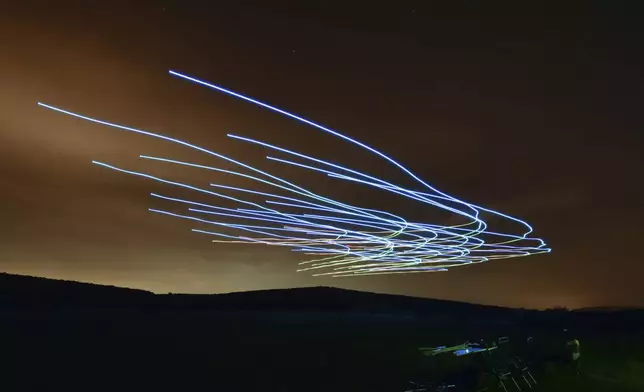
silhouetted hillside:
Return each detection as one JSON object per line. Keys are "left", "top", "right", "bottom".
{"left": 164, "top": 286, "right": 514, "bottom": 313}
{"left": 0, "top": 273, "right": 642, "bottom": 330}
{"left": 0, "top": 273, "right": 154, "bottom": 308}
{"left": 0, "top": 273, "right": 519, "bottom": 319}
{"left": 0, "top": 273, "right": 642, "bottom": 391}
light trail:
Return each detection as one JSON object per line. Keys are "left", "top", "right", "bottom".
{"left": 37, "top": 70, "right": 550, "bottom": 277}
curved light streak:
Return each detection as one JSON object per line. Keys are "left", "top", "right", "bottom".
{"left": 37, "top": 70, "right": 550, "bottom": 277}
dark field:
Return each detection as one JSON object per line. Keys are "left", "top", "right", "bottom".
{"left": 0, "top": 273, "right": 642, "bottom": 391}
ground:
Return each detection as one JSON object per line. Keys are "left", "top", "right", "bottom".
{"left": 0, "top": 275, "right": 641, "bottom": 391}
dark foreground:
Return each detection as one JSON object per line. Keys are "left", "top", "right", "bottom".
{"left": 0, "top": 273, "right": 642, "bottom": 391}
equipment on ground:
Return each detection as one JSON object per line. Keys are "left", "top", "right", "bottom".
{"left": 412, "top": 336, "right": 538, "bottom": 392}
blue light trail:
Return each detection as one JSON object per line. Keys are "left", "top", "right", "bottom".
{"left": 37, "top": 70, "right": 550, "bottom": 277}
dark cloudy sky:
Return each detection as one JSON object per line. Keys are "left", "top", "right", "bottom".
{"left": 1, "top": 1, "right": 642, "bottom": 309}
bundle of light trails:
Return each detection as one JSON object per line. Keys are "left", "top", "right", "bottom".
{"left": 38, "top": 71, "right": 550, "bottom": 277}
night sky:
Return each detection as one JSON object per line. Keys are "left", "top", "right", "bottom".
{"left": 1, "top": 1, "right": 642, "bottom": 309}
